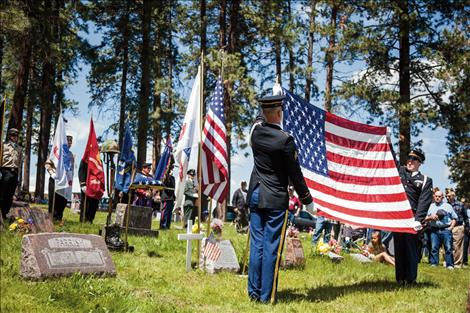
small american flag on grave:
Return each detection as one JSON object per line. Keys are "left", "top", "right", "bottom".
{"left": 203, "top": 232, "right": 222, "bottom": 261}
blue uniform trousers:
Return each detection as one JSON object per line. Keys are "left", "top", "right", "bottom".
{"left": 248, "top": 207, "right": 287, "bottom": 303}
{"left": 393, "top": 232, "right": 419, "bottom": 283}
{"left": 160, "top": 200, "right": 174, "bottom": 229}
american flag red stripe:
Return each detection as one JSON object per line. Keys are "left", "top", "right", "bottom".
{"left": 201, "top": 79, "right": 229, "bottom": 203}
{"left": 283, "top": 91, "right": 416, "bottom": 233}
{"left": 203, "top": 233, "right": 222, "bottom": 261}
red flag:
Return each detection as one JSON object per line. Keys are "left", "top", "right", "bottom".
{"left": 82, "top": 118, "right": 105, "bottom": 200}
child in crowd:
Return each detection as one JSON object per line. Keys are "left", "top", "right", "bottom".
{"left": 365, "top": 231, "right": 395, "bottom": 266}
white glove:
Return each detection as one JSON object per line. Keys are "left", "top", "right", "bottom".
{"left": 51, "top": 173, "right": 57, "bottom": 179}
{"left": 192, "top": 193, "right": 199, "bottom": 199}
{"left": 411, "top": 221, "right": 423, "bottom": 232}
{"left": 305, "top": 202, "right": 315, "bottom": 214}
{"left": 81, "top": 186, "right": 86, "bottom": 193}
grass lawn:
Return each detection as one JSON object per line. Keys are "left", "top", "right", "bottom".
{"left": 1, "top": 207, "right": 469, "bottom": 313}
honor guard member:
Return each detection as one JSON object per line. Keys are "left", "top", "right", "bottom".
{"left": 1, "top": 128, "right": 22, "bottom": 219}
{"left": 45, "top": 135, "right": 75, "bottom": 222}
{"left": 184, "top": 169, "right": 198, "bottom": 227}
{"left": 247, "top": 94, "right": 313, "bottom": 303}
{"left": 78, "top": 158, "right": 99, "bottom": 223}
{"left": 133, "top": 163, "right": 154, "bottom": 207}
{"left": 394, "top": 149, "right": 433, "bottom": 284}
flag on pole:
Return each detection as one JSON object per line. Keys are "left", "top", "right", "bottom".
{"left": 201, "top": 78, "right": 229, "bottom": 203}
{"left": 115, "top": 123, "right": 135, "bottom": 193}
{"left": 154, "top": 136, "right": 173, "bottom": 182}
{"left": 203, "top": 232, "right": 222, "bottom": 261}
{"left": 174, "top": 67, "right": 201, "bottom": 209}
{"left": 82, "top": 118, "right": 105, "bottom": 200}
{"left": 48, "top": 113, "right": 74, "bottom": 200}
{"left": 283, "top": 90, "right": 416, "bottom": 233}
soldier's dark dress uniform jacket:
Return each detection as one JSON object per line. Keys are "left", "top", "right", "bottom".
{"left": 247, "top": 115, "right": 312, "bottom": 303}
{"left": 1, "top": 138, "right": 22, "bottom": 219}
{"left": 394, "top": 166, "right": 433, "bottom": 284}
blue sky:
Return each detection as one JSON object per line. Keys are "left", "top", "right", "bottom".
{"left": 26, "top": 22, "right": 455, "bottom": 199}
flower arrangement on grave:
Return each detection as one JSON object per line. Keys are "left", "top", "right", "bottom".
{"left": 9, "top": 217, "right": 33, "bottom": 234}
{"left": 210, "top": 218, "right": 223, "bottom": 238}
{"left": 286, "top": 225, "right": 300, "bottom": 238}
{"left": 315, "top": 238, "right": 342, "bottom": 255}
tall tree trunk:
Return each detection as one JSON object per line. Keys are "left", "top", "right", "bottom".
{"left": 305, "top": 0, "right": 316, "bottom": 102}
{"left": 223, "top": 0, "right": 241, "bottom": 213}
{"left": 398, "top": 0, "right": 411, "bottom": 165}
{"left": 219, "top": 0, "right": 226, "bottom": 48}
{"left": 137, "top": 0, "right": 152, "bottom": 166}
{"left": 152, "top": 0, "right": 164, "bottom": 169}
{"left": 8, "top": 39, "right": 32, "bottom": 132}
{"left": 200, "top": 0, "right": 207, "bottom": 57}
{"left": 287, "top": 0, "right": 294, "bottom": 92}
{"left": 0, "top": 34, "right": 4, "bottom": 92}
{"left": 22, "top": 71, "right": 35, "bottom": 193}
{"left": 118, "top": 0, "right": 130, "bottom": 149}
{"left": 324, "top": 2, "right": 337, "bottom": 112}
{"left": 35, "top": 0, "right": 57, "bottom": 199}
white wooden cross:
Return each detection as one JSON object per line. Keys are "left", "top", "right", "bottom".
{"left": 177, "top": 220, "right": 204, "bottom": 272}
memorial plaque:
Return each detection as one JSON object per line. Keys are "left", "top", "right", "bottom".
{"left": 20, "top": 233, "right": 116, "bottom": 280}
{"left": 282, "top": 237, "right": 305, "bottom": 269}
{"left": 9, "top": 206, "right": 54, "bottom": 233}
{"left": 200, "top": 238, "right": 240, "bottom": 274}
{"left": 113, "top": 203, "right": 157, "bottom": 237}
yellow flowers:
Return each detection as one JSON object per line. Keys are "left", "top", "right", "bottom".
{"left": 9, "top": 223, "right": 17, "bottom": 231}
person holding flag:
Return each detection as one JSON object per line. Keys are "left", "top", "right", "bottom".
{"left": 155, "top": 137, "right": 175, "bottom": 230}
{"left": 44, "top": 118, "right": 74, "bottom": 223}
{"left": 79, "top": 118, "right": 105, "bottom": 223}
{"left": 114, "top": 123, "right": 135, "bottom": 206}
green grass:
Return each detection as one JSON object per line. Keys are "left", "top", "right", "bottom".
{"left": 1, "top": 207, "right": 469, "bottom": 313}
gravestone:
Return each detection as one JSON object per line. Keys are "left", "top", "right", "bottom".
{"left": 9, "top": 206, "right": 54, "bottom": 233}
{"left": 177, "top": 221, "right": 204, "bottom": 272}
{"left": 20, "top": 232, "right": 116, "bottom": 280}
{"left": 326, "top": 251, "right": 344, "bottom": 263}
{"left": 200, "top": 238, "right": 240, "bottom": 274}
{"left": 350, "top": 253, "right": 372, "bottom": 263}
{"left": 113, "top": 203, "right": 157, "bottom": 237}
{"left": 282, "top": 237, "right": 305, "bottom": 269}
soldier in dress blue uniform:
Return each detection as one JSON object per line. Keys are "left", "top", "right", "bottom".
{"left": 394, "top": 149, "right": 433, "bottom": 284}
{"left": 247, "top": 94, "right": 313, "bottom": 303}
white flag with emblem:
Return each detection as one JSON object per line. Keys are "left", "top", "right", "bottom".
{"left": 174, "top": 67, "right": 201, "bottom": 209}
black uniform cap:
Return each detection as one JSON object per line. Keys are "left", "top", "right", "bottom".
{"left": 187, "top": 169, "right": 196, "bottom": 176}
{"left": 408, "top": 149, "right": 425, "bottom": 163}
{"left": 142, "top": 163, "right": 152, "bottom": 169}
{"left": 258, "top": 95, "right": 285, "bottom": 109}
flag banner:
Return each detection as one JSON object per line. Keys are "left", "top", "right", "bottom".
{"left": 283, "top": 90, "right": 416, "bottom": 234}
{"left": 203, "top": 232, "right": 222, "bottom": 261}
{"left": 201, "top": 78, "right": 229, "bottom": 203}
{"left": 154, "top": 136, "right": 172, "bottom": 182}
{"left": 115, "top": 123, "right": 135, "bottom": 193}
{"left": 174, "top": 67, "right": 201, "bottom": 209}
{"left": 83, "top": 118, "right": 105, "bottom": 200}
{"left": 48, "top": 113, "right": 74, "bottom": 200}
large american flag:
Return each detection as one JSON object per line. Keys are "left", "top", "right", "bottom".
{"left": 283, "top": 91, "right": 416, "bottom": 233}
{"left": 201, "top": 79, "right": 229, "bottom": 203}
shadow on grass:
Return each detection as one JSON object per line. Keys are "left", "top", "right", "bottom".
{"left": 277, "top": 280, "right": 437, "bottom": 303}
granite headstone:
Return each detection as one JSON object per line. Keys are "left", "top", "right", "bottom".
{"left": 114, "top": 203, "right": 157, "bottom": 237}
{"left": 200, "top": 238, "right": 240, "bottom": 274}
{"left": 282, "top": 237, "right": 305, "bottom": 269}
{"left": 9, "top": 206, "right": 54, "bottom": 233}
{"left": 20, "top": 232, "right": 116, "bottom": 280}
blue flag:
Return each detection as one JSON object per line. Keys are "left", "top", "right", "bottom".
{"left": 154, "top": 137, "right": 173, "bottom": 182}
{"left": 115, "top": 124, "right": 135, "bottom": 193}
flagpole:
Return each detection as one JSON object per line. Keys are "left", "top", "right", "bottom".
{"left": 196, "top": 52, "right": 204, "bottom": 265}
